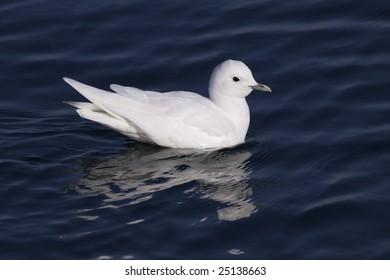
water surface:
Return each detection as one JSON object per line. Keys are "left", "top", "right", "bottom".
{"left": 1, "top": 0, "right": 390, "bottom": 259}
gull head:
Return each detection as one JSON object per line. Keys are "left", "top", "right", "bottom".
{"left": 209, "top": 59, "right": 271, "bottom": 99}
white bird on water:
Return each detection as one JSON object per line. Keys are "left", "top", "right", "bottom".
{"left": 63, "top": 59, "right": 271, "bottom": 149}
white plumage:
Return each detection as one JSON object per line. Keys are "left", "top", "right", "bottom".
{"left": 64, "top": 59, "right": 271, "bottom": 149}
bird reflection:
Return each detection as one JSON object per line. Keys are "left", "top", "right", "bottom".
{"left": 70, "top": 144, "right": 257, "bottom": 221}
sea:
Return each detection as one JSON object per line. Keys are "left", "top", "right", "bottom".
{"left": 0, "top": 0, "right": 389, "bottom": 259}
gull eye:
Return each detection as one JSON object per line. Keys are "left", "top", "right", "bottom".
{"left": 233, "top": 77, "right": 240, "bottom": 82}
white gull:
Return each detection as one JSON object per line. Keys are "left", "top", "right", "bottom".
{"left": 63, "top": 59, "right": 271, "bottom": 149}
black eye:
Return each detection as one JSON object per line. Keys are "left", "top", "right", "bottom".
{"left": 233, "top": 76, "right": 240, "bottom": 82}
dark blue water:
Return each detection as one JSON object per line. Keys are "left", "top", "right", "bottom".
{"left": 1, "top": 0, "right": 389, "bottom": 259}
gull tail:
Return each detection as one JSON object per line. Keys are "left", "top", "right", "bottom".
{"left": 63, "top": 77, "right": 146, "bottom": 141}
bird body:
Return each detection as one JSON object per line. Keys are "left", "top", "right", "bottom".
{"left": 64, "top": 60, "right": 271, "bottom": 149}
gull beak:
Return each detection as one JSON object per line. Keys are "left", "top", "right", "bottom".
{"left": 251, "top": 84, "right": 272, "bottom": 93}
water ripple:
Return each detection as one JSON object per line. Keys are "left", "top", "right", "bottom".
{"left": 1, "top": 0, "right": 390, "bottom": 259}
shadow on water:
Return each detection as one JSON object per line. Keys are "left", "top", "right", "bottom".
{"left": 68, "top": 143, "right": 258, "bottom": 222}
